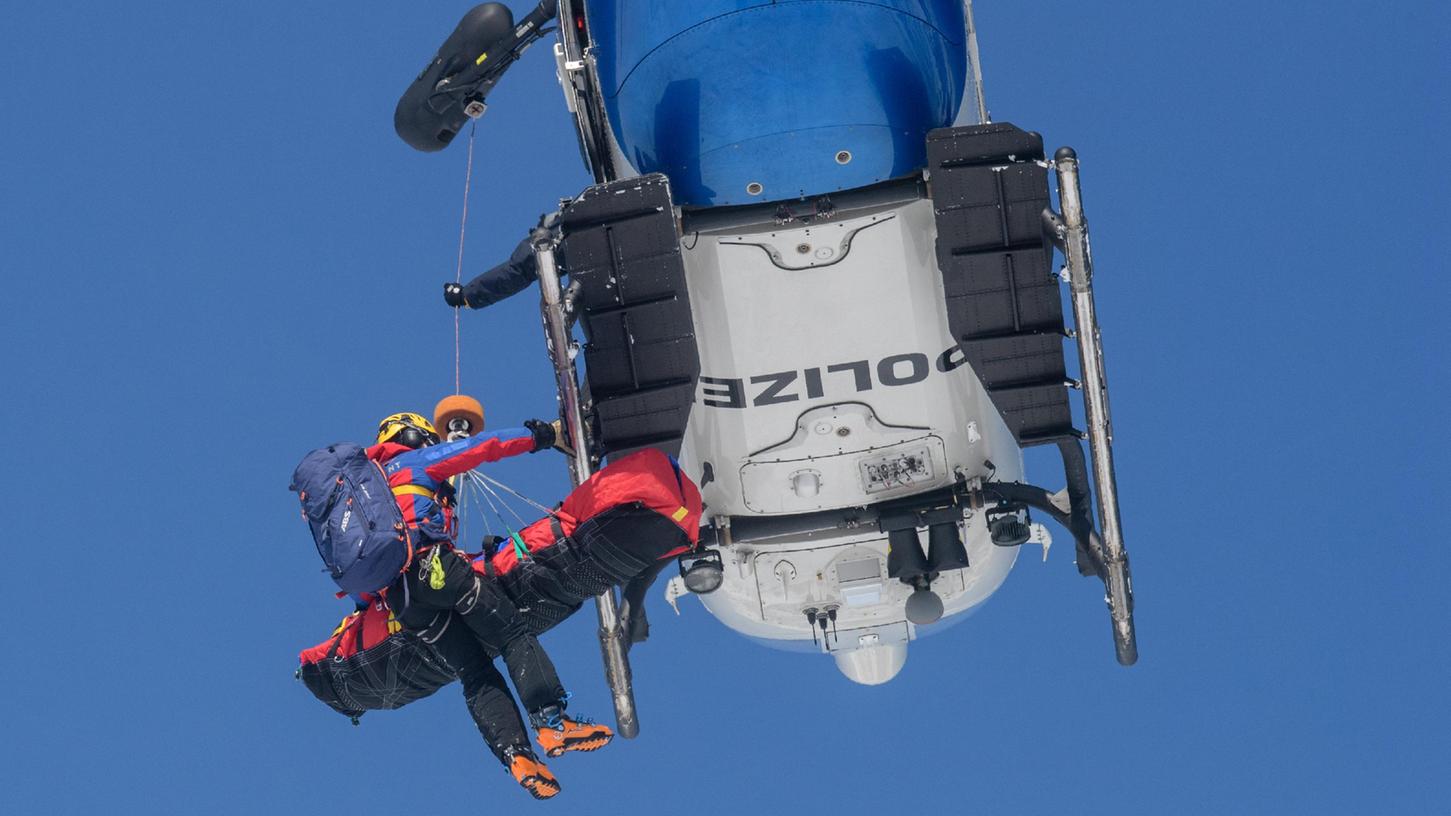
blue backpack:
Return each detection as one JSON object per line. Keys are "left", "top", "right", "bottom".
{"left": 290, "top": 443, "right": 413, "bottom": 595}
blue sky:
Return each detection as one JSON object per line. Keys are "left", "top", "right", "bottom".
{"left": 1, "top": 2, "right": 1446, "bottom": 813}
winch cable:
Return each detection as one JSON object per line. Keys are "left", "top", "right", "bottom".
{"left": 451, "top": 120, "right": 478, "bottom": 395}
{"left": 455, "top": 470, "right": 496, "bottom": 554}
{"left": 467, "top": 471, "right": 509, "bottom": 533}
{"left": 455, "top": 470, "right": 496, "bottom": 556}
{"left": 476, "top": 471, "right": 560, "bottom": 519}
{"left": 467, "top": 471, "right": 536, "bottom": 562}
{"left": 465, "top": 472, "right": 512, "bottom": 555}
{"left": 471, "top": 471, "right": 532, "bottom": 532}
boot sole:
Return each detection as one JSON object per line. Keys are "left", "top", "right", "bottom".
{"left": 518, "top": 774, "right": 561, "bottom": 800}
{"left": 542, "top": 733, "right": 613, "bottom": 758}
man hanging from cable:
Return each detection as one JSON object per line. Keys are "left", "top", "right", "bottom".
{"left": 368, "top": 411, "right": 612, "bottom": 799}
{"left": 297, "top": 413, "right": 708, "bottom": 771}
{"left": 442, "top": 214, "right": 557, "bottom": 311}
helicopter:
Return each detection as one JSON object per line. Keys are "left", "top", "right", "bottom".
{"left": 395, "top": 0, "right": 1136, "bottom": 738}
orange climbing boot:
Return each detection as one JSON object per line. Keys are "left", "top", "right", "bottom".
{"left": 504, "top": 747, "right": 560, "bottom": 800}
{"left": 532, "top": 707, "right": 615, "bottom": 758}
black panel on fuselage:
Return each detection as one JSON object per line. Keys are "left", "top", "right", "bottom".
{"left": 927, "top": 123, "right": 1074, "bottom": 445}
{"left": 559, "top": 174, "right": 700, "bottom": 458}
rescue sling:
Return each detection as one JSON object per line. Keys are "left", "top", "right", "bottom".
{"left": 483, "top": 448, "right": 701, "bottom": 577}
{"left": 297, "top": 599, "right": 453, "bottom": 721}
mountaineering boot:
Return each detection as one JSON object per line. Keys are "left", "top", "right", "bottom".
{"left": 531, "top": 704, "right": 615, "bottom": 758}
{"left": 504, "top": 746, "right": 560, "bottom": 800}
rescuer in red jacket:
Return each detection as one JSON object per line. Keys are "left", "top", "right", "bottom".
{"left": 369, "top": 411, "right": 611, "bottom": 799}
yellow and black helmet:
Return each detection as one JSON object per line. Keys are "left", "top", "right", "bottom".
{"left": 376, "top": 412, "right": 440, "bottom": 449}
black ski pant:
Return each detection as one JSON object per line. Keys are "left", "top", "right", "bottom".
{"left": 395, "top": 547, "right": 565, "bottom": 763}
{"left": 496, "top": 505, "right": 691, "bottom": 636}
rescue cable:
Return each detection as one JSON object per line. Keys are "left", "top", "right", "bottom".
{"left": 453, "top": 473, "right": 494, "bottom": 563}
{"left": 451, "top": 121, "right": 478, "bottom": 395}
{"left": 474, "top": 471, "right": 559, "bottom": 519}
{"left": 464, "top": 470, "right": 534, "bottom": 562}
{"left": 456, "top": 473, "right": 495, "bottom": 553}
{"left": 470, "top": 471, "right": 527, "bottom": 528}
{"left": 462, "top": 470, "right": 512, "bottom": 557}
{"left": 466, "top": 470, "right": 509, "bottom": 537}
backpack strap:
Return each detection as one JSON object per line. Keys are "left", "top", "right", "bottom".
{"left": 397, "top": 575, "right": 410, "bottom": 615}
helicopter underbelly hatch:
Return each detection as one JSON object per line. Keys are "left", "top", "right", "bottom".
{"left": 674, "top": 197, "right": 1023, "bottom": 680}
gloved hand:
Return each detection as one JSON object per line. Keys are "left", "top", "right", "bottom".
{"left": 523, "top": 419, "right": 556, "bottom": 452}
{"left": 444, "top": 282, "right": 466, "bottom": 308}
{"left": 523, "top": 419, "right": 575, "bottom": 455}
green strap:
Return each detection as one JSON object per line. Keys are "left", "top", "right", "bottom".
{"left": 510, "top": 530, "right": 530, "bottom": 562}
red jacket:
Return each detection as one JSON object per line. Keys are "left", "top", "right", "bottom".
{"left": 365, "top": 427, "right": 537, "bottom": 545}
{"left": 486, "top": 448, "right": 703, "bottom": 577}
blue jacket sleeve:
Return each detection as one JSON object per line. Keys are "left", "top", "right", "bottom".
{"left": 417, "top": 426, "right": 538, "bottom": 481}
{"left": 461, "top": 235, "right": 540, "bottom": 309}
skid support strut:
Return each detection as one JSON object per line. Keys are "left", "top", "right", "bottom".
{"left": 532, "top": 229, "right": 641, "bottom": 737}
{"left": 1052, "top": 148, "right": 1137, "bottom": 666}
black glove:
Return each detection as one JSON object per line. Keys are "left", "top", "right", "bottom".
{"left": 443, "top": 282, "right": 466, "bottom": 308}
{"left": 523, "top": 419, "right": 556, "bottom": 452}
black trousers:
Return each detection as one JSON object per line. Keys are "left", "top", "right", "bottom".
{"left": 396, "top": 547, "right": 565, "bottom": 763}
{"left": 497, "top": 505, "right": 691, "bottom": 635}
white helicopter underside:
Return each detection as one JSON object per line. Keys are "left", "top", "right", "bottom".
{"left": 671, "top": 197, "right": 1027, "bottom": 683}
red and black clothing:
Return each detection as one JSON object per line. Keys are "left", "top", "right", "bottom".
{"left": 396, "top": 549, "right": 563, "bottom": 761}
{"left": 367, "top": 425, "right": 564, "bottom": 765}
{"left": 366, "top": 425, "right": 539, "bottom": 545}
{"left": 303, "top": 448, "right": 707, "bottom": 742}
{"left": 474, "top": 449, "right": 703, "bottom": 636}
